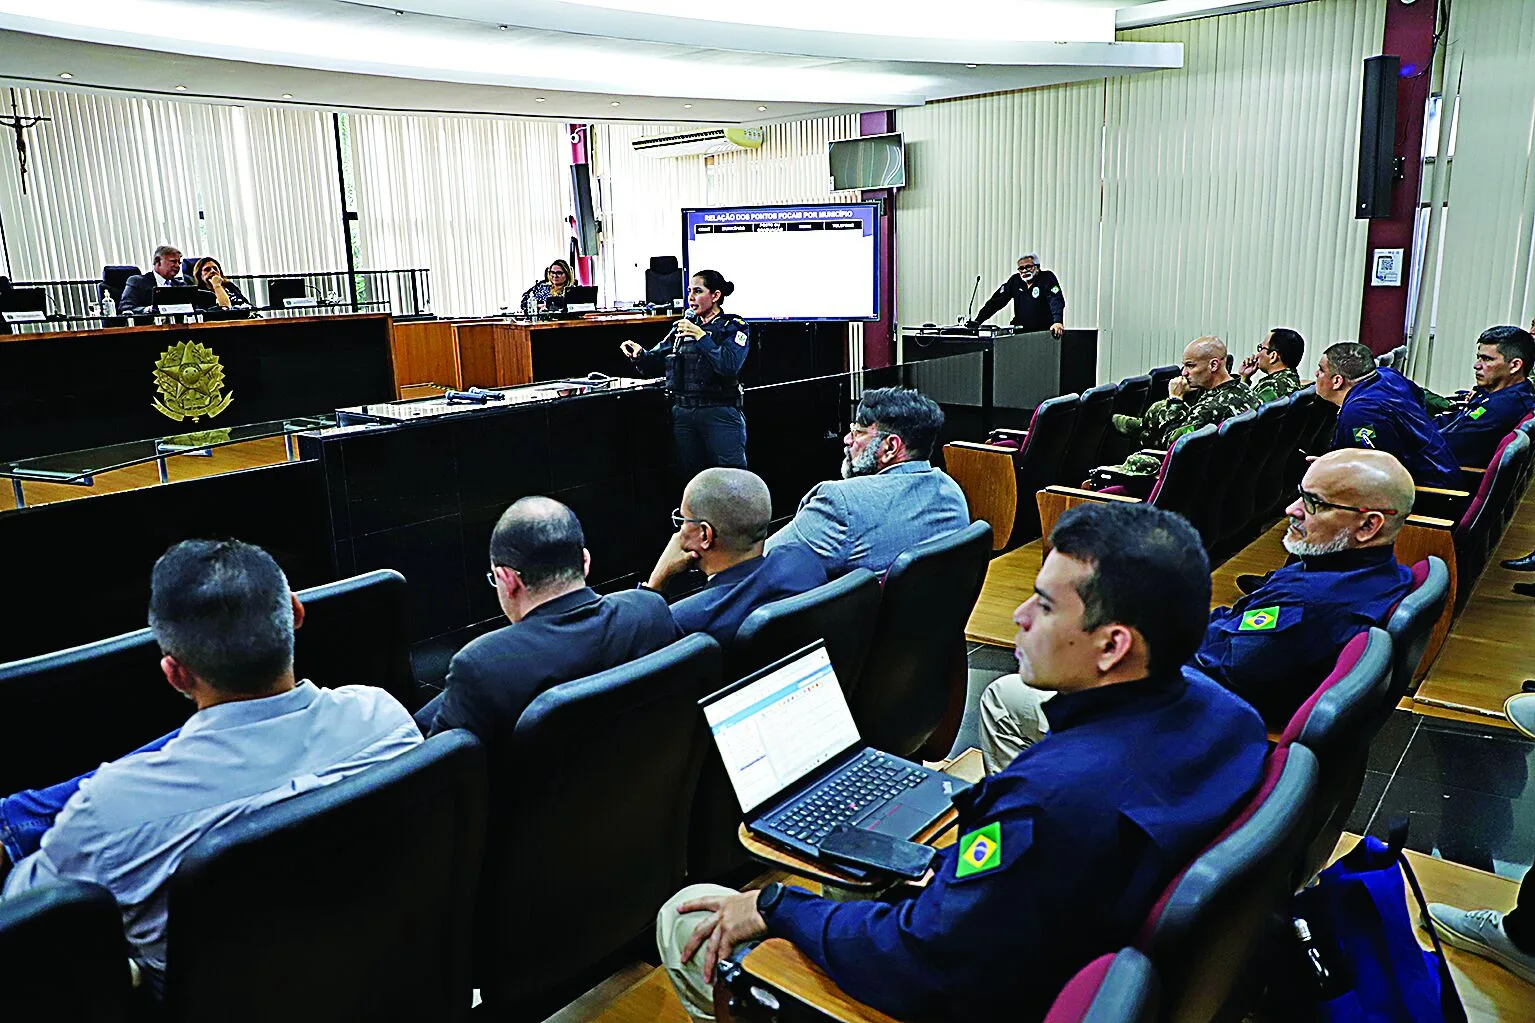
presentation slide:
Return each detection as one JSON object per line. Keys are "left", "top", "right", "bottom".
{"left": 682, "top": 204, "right": 880, "bottom": 322}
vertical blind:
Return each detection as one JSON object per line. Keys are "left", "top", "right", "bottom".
{"left": 0, "top": 88, "right": 342, "bottom": 282}
{"left": 893, "top": 0, "right": 1384, "bottom": 384}
{"left": 1421, "top": 0, "right": 1535, "bottom": 395}
{"left": 347, "top": 112, "right": 570, "bottom": 317}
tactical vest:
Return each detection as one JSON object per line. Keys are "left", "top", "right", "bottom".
{"left": 665, "top": 317, "right": 745, "bottom": 405}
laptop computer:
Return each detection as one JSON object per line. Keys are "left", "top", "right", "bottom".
{"left": 153, "top": 286, "right": 206, "bottom": 314}
{"left": 0, "top": 287, "right": 48, "bottom": 323}
{"left": 700, "top": 640, "right": 956, "bottom": 861}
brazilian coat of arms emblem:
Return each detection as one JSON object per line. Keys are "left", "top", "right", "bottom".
{"left": 152, "top": 341, "right": 234, "bottom": 422}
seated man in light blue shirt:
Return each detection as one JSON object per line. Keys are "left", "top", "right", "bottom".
{"left": 0, "top": 539, "right": 421, "bottom": 990}
{"left": 765, "top": 386, "right": 970, "bottom": 577}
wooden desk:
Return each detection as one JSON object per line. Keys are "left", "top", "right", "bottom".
{"left": 457, "top": 314, "right": 676, "bottom": 388}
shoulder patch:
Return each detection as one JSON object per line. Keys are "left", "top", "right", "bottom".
{"left": 1050, "top": 286, "right": 1060, "bottom": 294}
{"left": 955, "top": 821, "right": 1002, "bottom": 878}
{"left": 1468, "top": 406, "right": 1486, "bottom": 420}
{"left": 1352, "top": 425, "right": 1378, "bottom": 447}
{"left": 1238, "top": 606, "right": 1281, "bottom": 632}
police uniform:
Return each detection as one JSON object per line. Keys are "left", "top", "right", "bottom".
{"left": 1193, "top": 545, "right": 1412, "bottom": 728}
{"left": 750, "top": 671, "right": 1266, "bottom": 1022}
{"left": 1333, "top": 367, "right": 1459, "bottom": 486}
{"left": 1106, "top": 378, "right": 1261, "bottom": 477}
{"left": 972, "top": 270, "right": 1065, "bottom": 331}
{"left": 629, "top": 311, "right": 751, "bottom": 477}
{"left": 1246, "top": 366, "right": 1304, "bottom": 405}
{"left": 1436, "top": 378, "right": 1535, "bottom": 469}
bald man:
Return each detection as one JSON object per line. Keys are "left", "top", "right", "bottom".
{"left": 646, "top": 468, "right": 827, "bottom": 645}
{"left": 979, "top": 449, "right": 1416, "bottom": 767}
{"left": 1101, "top": 336, "right": 1261, "bottom": 481}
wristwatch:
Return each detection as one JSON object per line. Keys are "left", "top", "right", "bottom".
{"left": 756, "top": 882, "right": 785, "bottom": 916}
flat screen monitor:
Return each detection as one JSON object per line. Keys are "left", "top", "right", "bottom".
{"left": 266, "top": 277, "right": 308, "bottom": 308}
{"left": 828, "top": 133, "right": 906, "bottom": 191}
{"left": 681, "top": 203, "right": 880, "bottom": 322}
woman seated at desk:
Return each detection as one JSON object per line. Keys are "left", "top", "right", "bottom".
{"left": 191, "top": 256, "right": 254, "bottom": 316}
{"left": 520, "top": 259, "right": 575, "bottom": 316}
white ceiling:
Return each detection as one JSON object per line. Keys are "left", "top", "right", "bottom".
{"left": 0, "top": 0, "right": 1305, "bottom": 123}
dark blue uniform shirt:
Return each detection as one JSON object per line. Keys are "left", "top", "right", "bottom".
{"left": 669, "top": 544, "right": 827, "bottom": 645}
{"left": 1193, "top": 546, "right": 1412, "bottom": 728}
{"left": 1436, "top": 379, "right": 1535, "bottom": 469}
{"left": 1332, "top": 368, "right": 1459, "bottom": 486}
{"left": 762, "top": 671, "right": 1267, "bottom": 1022}
{"left": 630, "top": 312, "right": 751, "bottom": 398}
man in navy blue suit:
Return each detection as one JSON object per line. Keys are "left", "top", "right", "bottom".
{"left": 646, "top": 468, "right": 827, "bottom": 645}
{"left": 119, "top": 244, "right": 191, "bottom": 314}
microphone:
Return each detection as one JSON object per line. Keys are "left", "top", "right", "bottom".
{"left": 965, "top": 274, "right": 982, "bottom": 324}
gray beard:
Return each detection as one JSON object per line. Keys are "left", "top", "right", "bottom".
{"left": 1282, "top": 525, "right": 1352, "bottom": 558}
{"left": 840, "top": 444, "right": 881, "bottom": 479}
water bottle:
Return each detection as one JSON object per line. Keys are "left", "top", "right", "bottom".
{"left": 102, "top": 294, "right": 116, "bottom": 318}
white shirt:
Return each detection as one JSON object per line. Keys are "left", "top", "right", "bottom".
{"left": 2, "top": 681, "right": 421, "bottom": 972}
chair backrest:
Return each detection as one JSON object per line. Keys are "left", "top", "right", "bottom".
{"left": 1454, "top": 430, "right": 1530, "bottom": 591}
{"left": 645, "top": 255, "right": 685, "bottom": 305}
{"left": 1136, "top": 744, "right": 1320, "bottom": 1023}
{"left": 0, "top": 880, "right": 132, "bottom": 1022}
{"left": 1383, "top": 557, "right": 1449, "bottom": 709}
{"left": 943, "top": 441, "right": 1019, "bottom": 549}
{"left": 1058, "top": 383, "right": 1118, "bottom": 485}
{"left": 1145, "top": 366, "right": 1180, "bottom": 410}
{"left": 179, "top": 256, "right": 202, "bottom": 280}
{"left": 1145, "top": 425, "right": 1218, "bottom": 532}
{"left": 1209, "top": 409, "right": 1258, "bottom": 548}
{"left": 163, "top": 730, "right": 487, "bottom": 1022}
{"left": 0, "top": 569, "right": 418, "bottom": 796}
{"left": 1278, "top": 629, "right": 1394, "bottom": 880}
{"left": 1043, "top": 947, "right": 1159, "bottom": 1023}
{"left": 1112, "top": 375, "right": 1152, "bottom": 417}
{"left": 477, "top": 633, "right": 721, "bottom": 1006}
{"left": 101, "top": 265, "right": 139, "bottom": 302}
{"left": 1251, "top": 392, "right": 1305, "bottom": 524}
{"left": 852, "top": 521, "right": 992, "bottom": 756}
{"left": 1012, "top": 394, "right": 1081, "bottom": 543}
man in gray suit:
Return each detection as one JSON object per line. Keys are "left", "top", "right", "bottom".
{"left": 765, "top": 386, "right": 970, "bottom": 576}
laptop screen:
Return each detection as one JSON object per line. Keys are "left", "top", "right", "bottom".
{"left": 702, "top": 643, "right": 861, "bottom": 814}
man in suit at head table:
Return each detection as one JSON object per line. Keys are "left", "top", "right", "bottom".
{"left": 119, "top": 245, "right": 190, "bottom": 314}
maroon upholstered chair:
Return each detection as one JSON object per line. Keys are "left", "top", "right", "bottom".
{"left": 1133, "top": 744, "right": 1319, "bottom": 1023}
{"left": 986, "top": 393, "right": 1081, "bottom": 544}
{"left": 1043, "top": 947, "right": 1159, "bottom": 1023}
{"left": 1382, "top": 557, "right": 1449, "bottom": 709}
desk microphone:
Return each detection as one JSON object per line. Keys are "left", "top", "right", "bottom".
{"left": 444, "top": 388, "right": 505, "bottom": 404}
{"left": 965, "top": 274, "right": 982, "bottom": 324}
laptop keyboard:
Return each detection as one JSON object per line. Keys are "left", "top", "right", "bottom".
{"left": 764, "top": 753, "right": 930, "bottom": 847}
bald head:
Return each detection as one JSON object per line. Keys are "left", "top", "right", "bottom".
{"left": 489, "top": 496, "right": 587, "bottom": 591}
{"left": 684, "top": 468, "right": 772, "bottom": 553}
{"left": 1181, "top": 335, "right": 1231, "bottom": 391}
{"left": 1289, "top": 449, "right": 1415, "bottom": 556}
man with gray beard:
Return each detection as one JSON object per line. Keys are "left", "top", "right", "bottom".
{"left": 764, "top": 386, "right": 969, "bottom": 577}
{"left": 977, "top": 449, "right": 1415, "bottom": 766}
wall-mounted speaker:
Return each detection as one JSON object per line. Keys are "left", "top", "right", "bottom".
{"left": 1357, "top": 54, "right": 1400, "bottom": 219}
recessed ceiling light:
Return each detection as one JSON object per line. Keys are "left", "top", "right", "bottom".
{"left": 757, "top": 105, "right": 767, "bottom": 111}
{"left": 282, "top": 93, "right": 294, "bottom": 99}
{"left": 610, "top": 100, "right": 621, "bottom": 107}
{"left": 498, "top": 24, "right": 508, "bottom": 30}
{"left": 58, "top": 72, "right": 73, "bottom": 79}
{"left": 966, "top": 63, "right": 978, "bottom": 68}
{"left": 174, "top": 85, "right": 187, "bottom": 91}
{"left": 535, "top": 96, "right": 546, "bottom": 103}
{"left": 683, "top": 103, "right": 693, "bottom": 109}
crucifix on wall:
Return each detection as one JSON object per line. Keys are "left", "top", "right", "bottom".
{"left": 2, "top": 88, "right": 51, "bottom": 195}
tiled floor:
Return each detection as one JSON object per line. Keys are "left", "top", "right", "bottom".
{"left": 962, "top": 648, "right": 1535, "bottom": 883}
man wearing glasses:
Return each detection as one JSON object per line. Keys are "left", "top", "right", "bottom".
{"left": 967, "top": 254, "right": 1066, "bottom": 337}
{"left": 1236, "top": 328, "right": 1306, "bottom": 404}
{"left": 416, "top": 496, "right": 680, "bottom": 738}
{"left": 979, "top": 449, "right": 1415, "bottom": 765}
{"left": 641, "top": 468, "right": 826, "bottom": 645}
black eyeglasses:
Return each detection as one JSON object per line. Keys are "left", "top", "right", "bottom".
{"left": 1296, "top": 486, "right": 1398, "bottom": 517}
{"left": 671, "top": 508, "right": 709, "bottom": 532}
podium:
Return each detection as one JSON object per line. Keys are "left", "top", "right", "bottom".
{"left": 900, "top": 327, "right": 1098, "bottom": 432}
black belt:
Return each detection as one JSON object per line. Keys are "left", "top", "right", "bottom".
{"left": 671, "top": 394, "right": 742, "bottom": 409}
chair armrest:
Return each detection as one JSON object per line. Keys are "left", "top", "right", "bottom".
{"left": 1404, "top": 513, "right": 1456, "bottom": 529}
{"left": 1458, "top": 466, "right": 1486, "bottom": 475}
{"left": 946, "top": 441, "right": 1016, "bottom": 455}
{"left": 1136, "top": 448, "right": 1167, "bottom": 460}
{"left": 1412, "top": 487, "right": 1471, "bottom": 523}
{"left": 990, "top": 428, "right": 1030, "bottom": 442}
{"left": 722, "top": 939, "right": 904, "bottom": 1023}
{"left": 1414, "top": 486, "right": 1472, "bottom": 499}
{"left": 1042, "top": 484, "right": 1142, "bottom": 504}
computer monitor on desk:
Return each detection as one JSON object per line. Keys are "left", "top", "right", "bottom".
{"left": 546, "top": 285, "right": 599, "bottom": 316}
{"left": 0, "top": 287, "right": 48, "bottom": 323}
{"left": 266, "top": 278, "right": 314, "bottom": 309}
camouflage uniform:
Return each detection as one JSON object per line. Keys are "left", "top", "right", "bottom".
{"left": 1105, "top": 378, "right": 1261, "bottom": 476}
{"left": 1246, "top": 366, "right": 1303, "bottom": 405}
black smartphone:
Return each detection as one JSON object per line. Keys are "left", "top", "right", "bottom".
{"left": 819, "top": 826, "right": 937, "bottom": 880}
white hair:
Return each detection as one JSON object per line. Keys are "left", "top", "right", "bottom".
{"left": 1019, "top": 253, "right": 1040, "bottom": 263}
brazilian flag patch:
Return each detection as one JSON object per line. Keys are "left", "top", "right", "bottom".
{"left": 1239, "top": 606, "right": 1281, "bottom": 632}
{"left": 1353, "top": 426, "right": 1378, "bottom": 447}
{"left": 1468, "top": 407, "right": 1486, "bottom": 420}
{"left": 956, "top": 822, "right": 1002, "bottom": 878}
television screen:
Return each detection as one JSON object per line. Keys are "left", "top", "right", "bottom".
{"left": 828, "top": 133, "right": 906, "bottom": 191}
{"left": 681, "top": 203, "right": 880, "bottom": 322}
